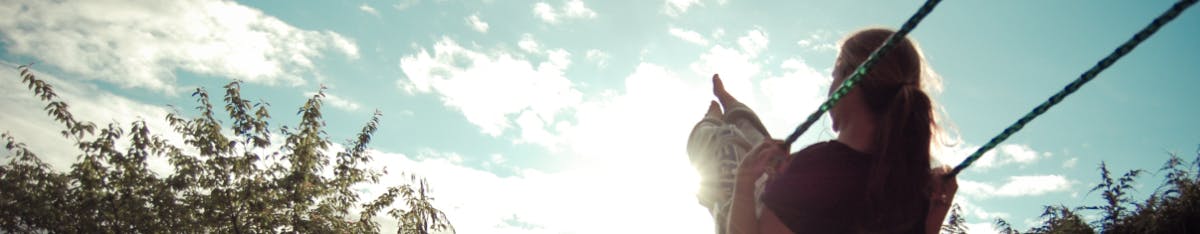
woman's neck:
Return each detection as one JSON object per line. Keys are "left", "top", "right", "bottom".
{"left": 836, "top": 116, "right": 877, "bottom": 154}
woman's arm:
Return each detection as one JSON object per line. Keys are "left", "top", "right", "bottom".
{"left": 726, "top": 140, "right": 789, "bottom": 234}
{"left": 925, "top": 166, "right": 958, "bottom": 234}
{"left": 727, "top": 173, "right": 761, "bottom": 234}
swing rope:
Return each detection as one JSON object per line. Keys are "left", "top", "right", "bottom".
{"left": 949, "top": 0, "right": 1197, "bottom": 176}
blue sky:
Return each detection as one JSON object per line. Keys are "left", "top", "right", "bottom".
{"left": 2, "top": 0, "right": 1198, "bottom": 233}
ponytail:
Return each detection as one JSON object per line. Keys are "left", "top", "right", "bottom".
{"left": 860, "top": 84, "right": 934, "bottom": 232}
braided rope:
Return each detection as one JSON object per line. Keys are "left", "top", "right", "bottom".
{"left": 781, "top": 0, "right": 943, "bottom": 149}
{"left": 950, "top": 0, "right": 1198, "bottom": 176}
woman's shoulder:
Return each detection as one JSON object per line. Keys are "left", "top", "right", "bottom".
{"left": 798, "top": 140, "right": 844, "bottom": 151}
{"left": 778, "top": 140, "right": 873, "bottom": 176}
{"left": 792, "top": 140, "right": 870, "bottom": 160}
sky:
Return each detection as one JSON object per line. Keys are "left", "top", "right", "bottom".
{"left": 1, "top": 0, "right": 1198, "bottom": 233}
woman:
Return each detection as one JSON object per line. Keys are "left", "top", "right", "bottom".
{"left": 689, "top": 28, "right": 957, "bottom": 234}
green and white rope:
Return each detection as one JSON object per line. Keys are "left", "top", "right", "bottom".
{"left": 949, "top": 0, "right": 1198, "bottom": 176}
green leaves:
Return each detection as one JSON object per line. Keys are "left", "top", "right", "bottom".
{"left": 993, "top": 152, "right": 1200, "bottom": 233}
{"left": 1, "top": 66, "right": 452, "bottom": 233}
{"left": 1082, "top": 162, "right": 1144, "bottom": 231}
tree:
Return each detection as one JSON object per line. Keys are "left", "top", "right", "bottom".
{"left": 993, "top": 218, "right": 1020, "bottom": 234}
{"left": 1080, "top": 162, "right": 1143, "bottom": 232}
{"left": 1027, "top": 205, "right": 1093, "bottom": 234}
{"left": 991, "top": 149, "right": 1200, "bottom": 234}
{"left": 0, "top": 65, "right": 452, "bottom": 233}
{"left": 993, "top": 205, "right": 1092, "bottom": 234}
{"left": 1113, "top": 151, "right": 1200, "bottom": 233}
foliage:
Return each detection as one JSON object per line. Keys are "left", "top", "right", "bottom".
{"left": 993, "top": 218, "right": 1020, "bottom": 234}
{"left": 991, "top": 149, "right": 1200, "bottom": 234}
{"left": 940, "top": 204, "right": 967, "bottom": 234}
{"left": 1024, "top": 205, "right": 1093, "bottom": 234}
{"left": 1080, "top": 162, "right": 1143, "bottom": 231}
{"left": 0, "top": 65, "right": 453, "bottom": 233}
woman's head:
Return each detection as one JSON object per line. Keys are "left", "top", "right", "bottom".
{"left": 832, "top": 28, "right": 936, "bottom": 232}
{"left": 830, "top": 28, "right": 924, "bottom": 128}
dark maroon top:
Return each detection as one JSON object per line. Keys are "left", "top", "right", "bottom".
{"left": 762, "top": 141, "right": 926, "bottom": 234}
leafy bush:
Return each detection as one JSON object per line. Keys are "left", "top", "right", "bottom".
{"left": 0, "top": 65, "right": 452, "bottom": 233}
{"left": 983, "top": 149, "right": 1200, "bottom": 234}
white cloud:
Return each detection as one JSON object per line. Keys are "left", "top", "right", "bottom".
{"left": 797, "top": 39, "right": 837, "bottom": 51}
{"left": 683, "top": 27, "right": 799, "bottom": 140}
{"left": 0, "top": 63, "right": 705, "bottom": 233}
{"left": 359, "top": 4, "right": 379, "bottom": 16}
{"left": 797, "top": 30, "right": 838, "bottom": 52}
{"left": 533, "top": 0, "right": 597, "bottom": 24}
{"left": 663, "top": 0, "right": 702, "bottom": 17}
{"left": 711, "top": 28, "right": 726, "bottom": 40}
{"left": 490, "top": 153, "right": 506, "bottom": 164}
{"left": 405, "top": 57, "right": 721, "bottom": 180}
{"left": 545, "top": 49, "right": 572, "bottom": 70}
{"left": 668, "top": 27, "right": 710, "bottom": 46}
{"left": 394, "top": 0, "right": 419, "bottom": 10}
{"left": 690, "top": 45, "right": 759, "bottom": 101}
{"left": 688, "top": 28, "right": 772, "bottom": 104}
{"left": 397, "top": 37, "right": 582, "bottom": 138}
{"left": 934, "top": 143, "right": 995, "bottom": 168}
{"left": 533, "top": 2, "right": 558, "bottom": 23}
{"left": 9, "top": 56, "right": 714, "bottom": 233}
{"left": 555, "top": 63, "right": 711, "bottom": 158}
{"left": 951, "top": 196, "right": 1010, "bottom": 221}
{"left": 361, "top": 148, "right": 713, "bottom": 234}
{"left": 395, "top": 79, "right": 418, "bottom": 95}
{"left": 935, "top": 191, "right": 1015, "bottom": 233}
{"left": 5, "top": 59, "right": 693, "bottom": 233}
{"left": 563, "top": 0, "right": 598, "bottom": 18}
{"left": 756, "top": 58, "right": 832, "bottom": 137}
{"left": 933, "top": 143, "right": 1049, "bottom": 170}
{"left": 1063, "top": 157, "right": 1079, "bottom": 169}
{"left": 681, "top": 55, "right": 832, "bottom": 152}
{"left": 465, "top": 62, "right": 762, "bottom": 233}
{"left": 1000, "top": 144, "right": 1039, "bottom": 163}
{"left": 0, "top": 61, "right": 181, "bottom": 174}
{"left": 467, "top": 14, "right": 490, "bottom": 33}
{"left": 397, "top": 109, "right": 416, "bottom": 117}
{"left": 513, "top": 111, "right": 566, "bottom": 150}
{"left": 518, "top": 34, "right": 541, "bottom": 53}
{"left": 304, "top": 92, "right": 361, "bottom": 112}
{"left": 584, "top": 49, "right": 611, "bottom": 68}
{"left": 959, "top": 175, "right": 1073, "bottom": 198}
{"left": 737, "top": 28, "right": 769, "bottom": 57}
{"left": 0, "top": 0, "right": 360, "bottom": 94}
{"left": 965, "top": 222, "right": 1003, "bottom": 234}
{"left": 394, "top": 29, "right": 836, "bottom": 233}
